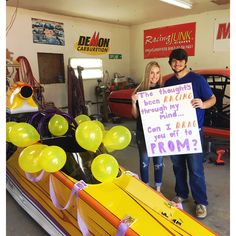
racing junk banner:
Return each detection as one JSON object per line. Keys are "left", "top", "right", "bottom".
{"left": 144, "top": 22, "right": 196, "bottom": 59}
{"left": 138, "top": 83, "right": 202, "bottom": 157}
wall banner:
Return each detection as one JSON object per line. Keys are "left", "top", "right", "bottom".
{"left": 138, "top": 83, "right": 202, "bottom": 157}
{"left": 144, "top": 22, "right": 196, "bottom": 59}
{"left": 74, "top": 31, "right": 110, "bottom": 55}
{"left": 32, "top": 18, "right": 65, "bottom": 46}
{"left": 213, "top": 18, "right": 230, "bottom": 52}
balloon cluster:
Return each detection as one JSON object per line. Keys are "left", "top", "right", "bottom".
{"left": 18, "top": 144, "right": 66, "bottom": 173}
{"left": 6, "top": 120, "right": 67, "bottom": 173}
{"left": 6, "top": 112, "right": 132, "bottom": 182}
{"left": 74, "top": 114, "right": 131, "bottom": 183}
{"left": 74, "top": 114, "right": 131, "bottom": 154}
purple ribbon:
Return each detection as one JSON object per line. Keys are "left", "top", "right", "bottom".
{"left": 28, "top": 109, "right": 78, "bottom": 136}
{"left": 116, "top": 222, "right": 129, "bottom": 236}
{"left": 49, "top": 175, "right": 89, "bottom": 236}
{"left": 28, "top": 111, "right": 45, "bottom": 125}
{"left": 25, "top": 170, "right": 45, "bottom": 182}
{"left": 37, "top": 113, "right": 54, "bottom": 136}
{"left": 115, "top": 215, "right": 136, "bottom": 236}
{"left": 123, "top": 171, "right": 139, "bottom": 179}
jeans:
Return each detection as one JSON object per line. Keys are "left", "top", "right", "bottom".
{"left": 170, "top": 130, "right": 208, "bottom": 205}
{"left": 136, "top": 131, "right": 163, "bottom": 187}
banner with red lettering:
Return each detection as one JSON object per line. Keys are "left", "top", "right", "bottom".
{"left": 138, "top": 83, "right": 202, "bottom": 157}
{"left": 144, "top": 22, "right": 196, "bottom": 59}
{"left": 213, "top": 18, "right": 230, "bottom": 52}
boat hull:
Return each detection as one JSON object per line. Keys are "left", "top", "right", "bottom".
{"left": 7, "top": 148, "right": 218, "bottom": 236}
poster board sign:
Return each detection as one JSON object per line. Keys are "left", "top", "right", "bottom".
{"left": 144, "top": 22, "right": 196, "bottom": 59}
{"left": 138, "top": 83, "right": 202, "bottom": 157}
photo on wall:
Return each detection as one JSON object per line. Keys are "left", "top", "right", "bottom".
{"left": 32, "top": 18, "right": 65, "bottom": 46}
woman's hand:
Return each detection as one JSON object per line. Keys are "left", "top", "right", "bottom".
{"left": 131, "top": 94, "right": 139, "bottom": 118}
{"left": 131, "top": 94, "right": 138, "bottom": 105}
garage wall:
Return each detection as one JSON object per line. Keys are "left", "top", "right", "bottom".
{"left": 7, "top": 7, "right": 229, "bottom": 110}
{"left": 130, "top": 9, "right": 230, "bottom": 83}
{"left": 6, "top": 7, "right": 130, "bottom": 112}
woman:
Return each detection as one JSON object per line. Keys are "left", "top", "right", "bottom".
{"left": 131, "top": 61, "right": 164, "bottom": 192}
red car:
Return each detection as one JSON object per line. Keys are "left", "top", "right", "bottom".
{"left": 108, "top": 68, "right": 230, "bottom": 139}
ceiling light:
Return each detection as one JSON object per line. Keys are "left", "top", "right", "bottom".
{"left": 160, "top": 0, "right": 192, "bottom": 9}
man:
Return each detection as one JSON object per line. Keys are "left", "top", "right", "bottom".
{"left": 164, "top": 48, "right": 216, "bottom": 219}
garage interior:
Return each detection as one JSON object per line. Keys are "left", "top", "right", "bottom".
{"left": 6, "top": 0, "right": 231, "bottom": 236}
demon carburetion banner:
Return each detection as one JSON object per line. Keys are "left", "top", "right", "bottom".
{"left": 144, "top": 22, "right": 196, "bottom": 58}
{"left": 138, "top": 83, "right": 202, "bottom": 157}
{"left": 74, "top": 32, "right": 110, "bottom": 55}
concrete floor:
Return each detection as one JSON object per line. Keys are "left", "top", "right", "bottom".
{"left": 6, "top": 119, "right": 230, "bottom": 236}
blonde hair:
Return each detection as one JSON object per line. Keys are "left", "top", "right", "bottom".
{"left": 133, "top": 61, "right": 162, "bottom": 94}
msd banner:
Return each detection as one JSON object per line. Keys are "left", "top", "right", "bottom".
{"left": 213, "top": 18, "right": 230, "bottom": 52}
{"left": 144, "top": 22, "right": 196, "bottom": 59}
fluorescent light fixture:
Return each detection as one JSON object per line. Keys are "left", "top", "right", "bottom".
{"left": 160, "top": 0, "right": 192, "bottom": 9}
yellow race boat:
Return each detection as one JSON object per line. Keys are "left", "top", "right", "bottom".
{"left": 7, "top": 145, "right": 218, "bottom": 236}
{"left": 6, "top": 82, "right": 218, "bottom": 235}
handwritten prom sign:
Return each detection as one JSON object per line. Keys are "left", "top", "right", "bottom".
{"left": 138, "top": 83, "right": 202, "bottom": 157}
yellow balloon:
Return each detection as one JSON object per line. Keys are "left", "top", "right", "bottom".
{"left": 40, "top": 146, "right": 67, "bottom": 173}
{"left": 91, "top": 154, "right": 119, "bottom": 182}
{"left": 92, "top": 120, "right": 105, "bottom": 131}
{"left": 8, "top": 122, "right": 40, "bottom": 147}
{"left": 103, "top": 126, "right": 131, "bottom": 151}
{"left": 6, "top": 121, "right": 17, "bottom": 142}
{"left": 75, "top": 121, "right": 103, "bottom": 152}
{"left": 105, "top": 147, "right": 114, "bottom": 153}
{"left": 48, "top": 114, "right": 69, "bottom": 136}
{"left": 75, "top": 114, "right": 91, "bottom": 125}
{"left": 18, "top": 144, "right": 47, "bottom": 173}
